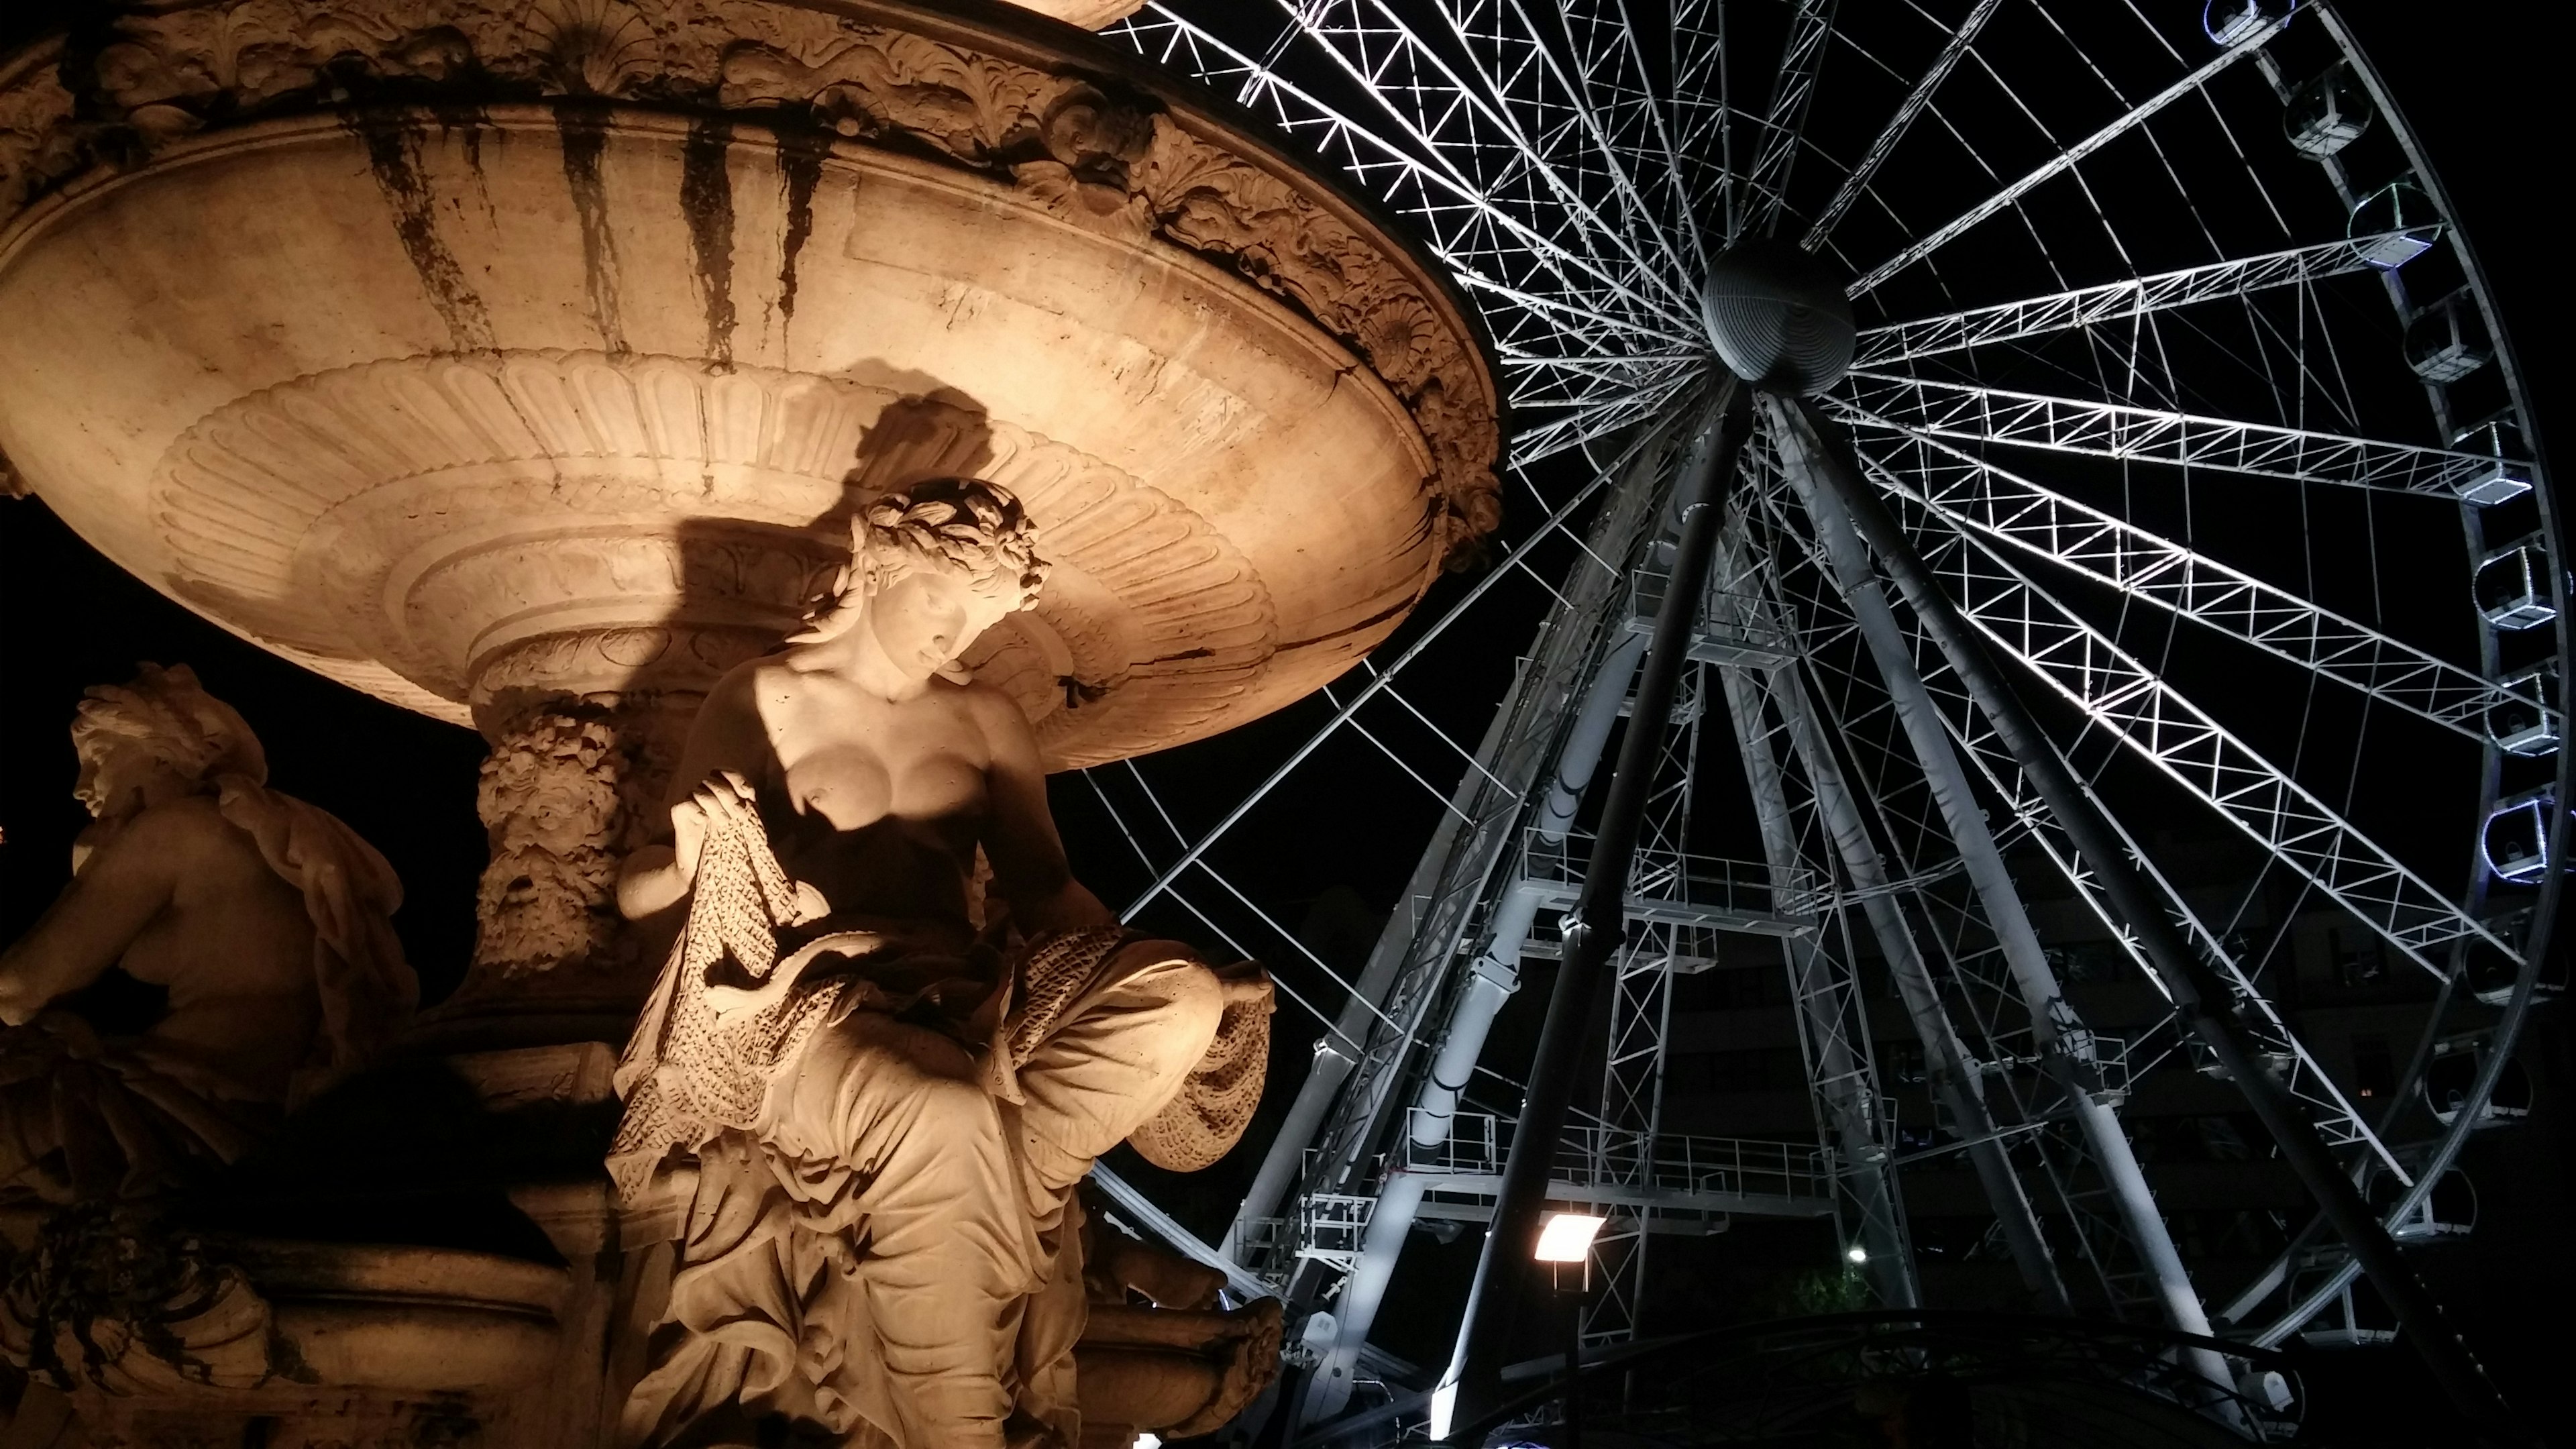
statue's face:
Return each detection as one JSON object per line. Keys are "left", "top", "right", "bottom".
{"left": 70, "top": 729, "right": 182, "bottom": 820}
{"left": 868, "top": 567, "right": 1017, "bottom": 678}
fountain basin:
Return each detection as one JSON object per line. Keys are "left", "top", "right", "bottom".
{"left": 0, "top": 0, "right": 1497, "bottom": 765}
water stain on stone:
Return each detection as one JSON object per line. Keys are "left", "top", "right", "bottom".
{"left": 1277, "top": 594, "right": 1413, "bottom": 651}
{"left": 773, "top": 125, "right": 829, "bottom": 335}
{"left": 427, "top": 98, "right": 487, "bottom": 176}
{"left": 350, "top": 109, "right": 494, "bottom": 354}
{"left": 680, "top": 115, "right": 738, "bottom": 372}
{"left": 557, "top": 101, "right": 630, "bottom": 356}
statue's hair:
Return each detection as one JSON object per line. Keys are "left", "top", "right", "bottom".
{"left": 853, "top": 476, "right": 1049, "bottom": 610}
{"left": 70, "top": 662, "right": 268, "bottom": 786}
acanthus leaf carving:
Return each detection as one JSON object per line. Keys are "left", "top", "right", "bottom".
{"left": 0, "top": 44, "right": 76, "bottom": 221}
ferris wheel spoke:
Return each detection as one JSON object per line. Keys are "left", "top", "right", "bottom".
{"left": 1752, "top": 472, "right": 2410, "bottom": 1186}
{"left": 1847, "top": 11, "right": 2294, "bottom": 299}
{"left": 1662, "top": 0, "right": 1738, "bottom": 237}
{"left": 1271, "top": 0, "right": 1705, "bottom": 322}
{"left": 1900, "top": 511, "right": 2513, "bottom": 973}
{"left": 1112, "top": 420, "right": 1662, "bottom": 921}
{"left": 1840, "top": 417, "right": 2508, "bottom": 737}
{"left": 1455, "top": 268, "right": 1705, "bottom": 350}
{"left": 1497, "top": 354, "right": 1701, "bottom": 415}
{"left": 1591, "top": 0, "right": 1712, "bottom": 273}
{"left": 1508, "top": 370, "right": 1704, "bottom": 465}
{"left": 1085, "top": 769, "right": 1373, "bottom": 1046}
{"left": 1496, "top": 0, "right": 1708, "bottom": 278}
{"left": 1734, "top": 0, "right": 1839, "bottom": 240}
{"left": 1802, "top": 0, "right": 2002, "bottom": 251}
{"left": 1841, "top": 371, "right": 2506, "bottom": 496}
{"left": 1852, "top": 231, "right": 2442, "bottom": 368}
{"left": 1113, "top": 7, "right": 1696, "bottom": 339}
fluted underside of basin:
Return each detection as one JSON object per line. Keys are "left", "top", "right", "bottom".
{"left": 0, "top": 0, "right": 1499, "bottom": 767}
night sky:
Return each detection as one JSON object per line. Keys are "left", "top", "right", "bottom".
{"left": 3, "top": 2, "right": 2570, "bottom": 1439}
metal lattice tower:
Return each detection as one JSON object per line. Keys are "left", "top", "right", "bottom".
{"left": 1072, "top": 3, "right": 2567, "bottom": 1442}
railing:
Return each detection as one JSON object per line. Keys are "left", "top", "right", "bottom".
{"left": 1403, "top": 1109, "right": 1835, "bottom": 1212}
{"left": 1627, "top": 565, "right": 1794, "bottom": 663}
{"left": 1295, "top": 1193, "right": 1375, "bottom": 1275}
{"left": 1519, "top": 826, "right": 1815, "bottom": 929}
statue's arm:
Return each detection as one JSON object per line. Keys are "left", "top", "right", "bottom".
{"left": 616, "top": 672, "right": 769, "bottom": 922}
{"left": 0, "top": 807, "right": 184, "bottom": 1025}
{"left": 976, "top": 689, "right": 1114, "bottom": 937}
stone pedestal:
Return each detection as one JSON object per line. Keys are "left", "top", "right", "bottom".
{"left": 0, "top": 1044, "right": 624, "bottom": 1448}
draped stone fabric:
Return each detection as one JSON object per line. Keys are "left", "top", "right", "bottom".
{"left": 609, "top": 808, "right": 1252, "bottom": 1446}
{"left": 208, "top": 775, "right": 414, "bottom": 1107}
{"left": 0, "top": 1016, "right": 275, "bottom": 1204}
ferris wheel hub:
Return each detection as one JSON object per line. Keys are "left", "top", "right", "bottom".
{"left": 1700, "top": 241, "right": 1857, "bottom": 396}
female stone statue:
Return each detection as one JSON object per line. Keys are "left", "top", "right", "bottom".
{"left": 0, "top": 665, "right": 414, "bottom": 1203}
{"left": 609, "top": 478, "right": 1270, "bottom": 1449}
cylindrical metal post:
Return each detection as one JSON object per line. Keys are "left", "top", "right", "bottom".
{"left": 1773, "top": 400, "right": 2227, "bottom": 1400}
{"left": 1436, "top": 382, "right": 1752, "bottom": 1438}
{"left": 1766, "top": 657, "right": 2072, "bottom": 1313}
{"left": 1786, "top": 395, "right": 2528, "bottom": 1444}
{"left": 1563, "top": 1284, "right": 1585, "bottom": 1449}
{"left": 1716, "top": 651, "right": 1921, "bottom": 1305}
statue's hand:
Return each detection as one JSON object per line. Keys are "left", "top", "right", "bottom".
{"left": 671, "top": 771, "right": 758, "bottom": 888}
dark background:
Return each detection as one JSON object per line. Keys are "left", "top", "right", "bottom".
{"left": 3, "top": 2, "right": 2567, "bottom": 1441}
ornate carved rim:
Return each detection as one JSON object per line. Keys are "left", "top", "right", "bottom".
{"left": 0, "top": 0, "right": 1502, "bottom": 560}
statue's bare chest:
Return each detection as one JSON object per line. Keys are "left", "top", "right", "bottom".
{"left": 753, "top": 676, "right": 989, "bottom": 834}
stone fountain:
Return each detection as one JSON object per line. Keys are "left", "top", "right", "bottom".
{"left": 0, "top": 0, "right": 1494, "bottom": 1015}
{"left": 0, "top": 1, "right": 1495, "bottom": 1442}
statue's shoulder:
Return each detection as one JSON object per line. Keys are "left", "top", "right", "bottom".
{"left": 85, "top": 793, "right": 254, "bottom": 881}
{"left": 947, "top": 678, "right": 1039, "bottom": 761}
{"left": 126, "top": 792, "right": 241, "bottom": 847}
{"left": 947, "top": 675, "right": 1026, "bottom": 722}
{"left": 710, "top": 653, "right": 784, "bottom": 700}
{"left": 698, "top": 656, "right": 790, "bottom": 733}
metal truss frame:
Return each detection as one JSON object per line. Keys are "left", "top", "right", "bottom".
{"left": 1839, "top": 417, "right": 2511, "bottom": 735}
{"left": 1888, "top": 489, "right": 2512, "bottom": 969}
{"left": 1839, "top": 372, "right": 2507, "bottom": 498}
{"left": 1851, "top": 231, "right": 2440, "bottom": 368}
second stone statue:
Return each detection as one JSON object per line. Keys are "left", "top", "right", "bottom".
{"left": 605, "top": 478, "right": 1273, "bottom": 1448}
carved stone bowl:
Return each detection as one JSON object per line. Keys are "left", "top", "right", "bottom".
{"left": 17, "top": 1237, "right": 570, "bottom": 1444}
{"left": 0, "top": 0, "right": 1497, "bottom": 766}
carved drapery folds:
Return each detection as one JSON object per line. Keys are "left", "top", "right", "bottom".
{"left": 0, "top": 0, "right": 1499, "bottom": 560}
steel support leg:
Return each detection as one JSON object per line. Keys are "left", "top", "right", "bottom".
{"left": 1225, "top": 683, "right": 1523, "bottom": 1265}
{"left": 1772, "top": 400, "right": 2229, "bottom": 1400}
{"left": 1783, "top": 396, "right": 2528, "bottom": 1444}
{"left": 1717, "top": 652, "right": 1919, "bottom": 1306}
{"left": 1436, "top": 383, "right": 1751, "bottom": 1438}
{"left": 1766, "top": 650, "right": 2072, "bottom": 1315}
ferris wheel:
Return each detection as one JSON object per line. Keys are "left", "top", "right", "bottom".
{"left": 1073, "top": 1, "right": 2562, "bottom": 1441}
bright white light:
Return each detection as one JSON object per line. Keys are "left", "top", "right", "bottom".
{"left": 1534, "top": 1212, "right": 1608, "bottom": 1263}
{"left": 1133, "top": 1437, "right": 1161, "bottom": 1449}
{"left": 1845, "top": 1244, "right": 1870, "bottom": 1265}
{"left": 1428, "top": 1379, "right": 1459, "bottom": 1438}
